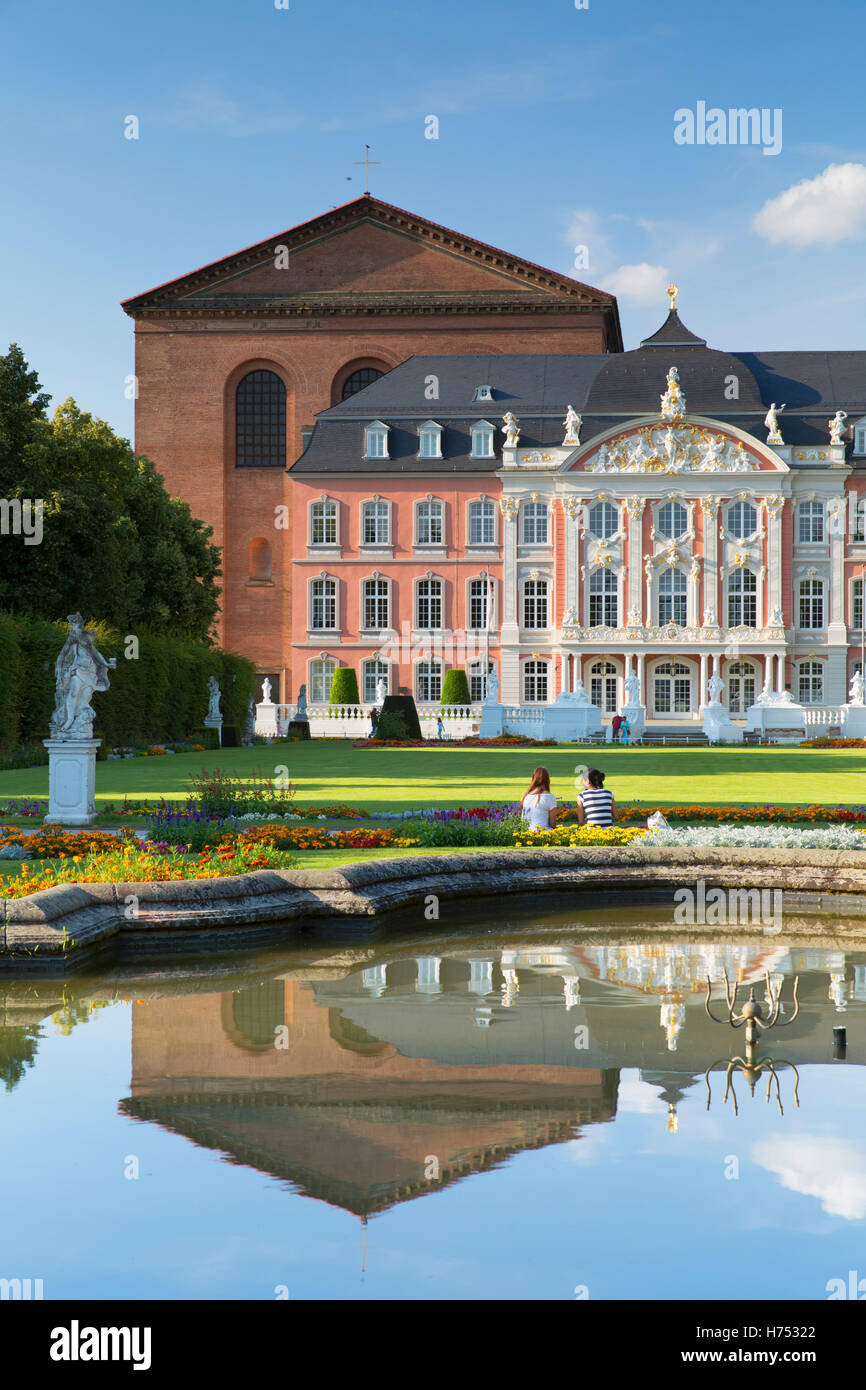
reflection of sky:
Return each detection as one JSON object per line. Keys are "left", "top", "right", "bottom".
{"left": 1, "top": 977, "right": 865, "bottom": 1300}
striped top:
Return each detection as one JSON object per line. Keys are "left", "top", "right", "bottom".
{"left": 578, "top": 787, "right": 614, "bottom": 826}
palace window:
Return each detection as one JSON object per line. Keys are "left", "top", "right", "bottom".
{"left": 469, "top": 499, "right": 496, "bottom": 545}
{"left": 470, "top": 422, "right": 496, "bottom": 459}
{"left": 310, "top": 578, "right": 337, "bottom": 630}
{"left": 658, "top": 568, "right": 687, "bottom": 626}
{"left": 523, "top": 578, "right": 548, "bottom": 629}
{"left": 853, "top": 497, "right": 866, "bottom": 542}
{"left": 798, "top": 500, "right": 824, "bottom": 543}
{"left": 469, "top": 660, "right": 495, "bottom": 702}
{"left": 798, "top": 660, "right": 823, "bottom": 705}
{"left": 364, "top": 421, "right": 389, "bottom": 459}
{"left": 309, "top": 657, "right": 337, "bottom": 704}
{"left": 523, "top": 660, "right": 548, "bottom": 704}
{"left": 727, "top": 568, "right": 757, "bottom": 627}
{"left": 469, "top": 578, "right": 490, "bottom": 631}
{"left": 589, "top": 568, "right": 618, "bottom": 627}
{"left": 416, "top": 499, "right": 443, "bottom": 545}
{"left": 416, "top": 660, "right": 442, "bottom": 703}
{"left": 362, "top": 578, "right": 389, "bottom": 631}
{"left": 363, "top": 659, "right": 389, "bottom": 703}
{"left": 416, "top": 577, "right": 443, "bottom": 630}
{"left": 590, "top": 660, "right": 618, "bottom": 714}
{"left": 236, "top": 370, "right": 286, "bottom": 468}
{"left": 362, "top": 500, "right": 390, "bottom": 546}
{"left": 854, "top": 421, "right": 866, "bottom": 455}
{"left": 588, "top": 502, "right": 619, "bottom": 540}
{"left": 728, "top": 500, "right": 758, "bottom": 540}
{"left": 522, "top": 502, "right": 549, "bottom": 545}
{"left": 310, "top": 499, "right": 337, "bottom": 546}
{"left": 342, "top": 368, "right": 384, "bottom": 400}
{"left": 854, "top": 578, "right": 864, "bottom": 630}
{"left": 418, "top": 421, "right": 443, "bottom": 459}
{"left": 656, "top": 501, "right": 688, "bottom": 539}
{"left": 798, "top": 578, "right": 824, "bottom": 629}
{"left": 654, "top": 661, "right": 692, "bottom": 715}
{"left": 727, "top": 661, "right": 757, "bottom": 714}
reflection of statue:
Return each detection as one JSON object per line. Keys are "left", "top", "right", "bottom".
{"left": 261, "top": 677, "right": 273, "bottom": 703}
{"left": 207, "top": 676, "right": 221, "bottom": 720}
{"left": 484, "top": 668, "right": 500, "bottom": 705}
{"left": 49, "top": 613, "right": 117, "bottom": 740}
{"left": 849, "top": 670, "right": 865, "bottom": 705}
{"left": 624, "top": 671, "right": 641, "bottom": 704}
{"left": 295, "top": 683, "right": 308, "bottom": 720}
{"left": 829, "top": 410, "right": 848, "bottom": 445}
{"left": 502, "top": 412, "right": 520, "bottom": 448}
{"left": 563, "top": 405, "right": 582, "bottom": 444}
{"left": 764, "top": 403, "right": 785, "bottom": 444}
{"left": 375, "top": 677, "right": 387, "bottom": 706}
{"left": 707, "top": 672, "right": 724, "bottom": 705}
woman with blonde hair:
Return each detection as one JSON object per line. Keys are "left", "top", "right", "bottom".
{"left": 520, "top": 766, "right": 557, "bottom": 831}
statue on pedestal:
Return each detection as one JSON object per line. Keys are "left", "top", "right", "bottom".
{"left": 563, "top": 405, "right": 582, "bottom": 445}
{"left": 707, "top": 672, "right": 724, "bottom": 705}
{"left": 624, "top": 670, "right": 641, "bottom": 705}
{"left": 49, "top": 613, "right": 117, "bottom": 740}
{"left": 764, "top": 403, "right": 785, "bottom": 445}
{"left": 660, "top": 366, "right": 687, "bottom": 422}
{"left": 206, "top": 676, "right": 221, "bottom": 720}
{"left": 829, "top": 411, "right": 848, "bottom": 446}
{"left": 849, "top": 670, "right": 865, "bottom": 706}
{"left": 501, "top": 412, "right": 520, "bottom": 448}
{"left": 261, "top": 677, "right": 273, "bottom": 704}
{"left": 484, "top": 668, "right": 500, "bottom": 705}
{"left": 295, "top": 683, "right": 308, "bottom": 721}
{"left": 375, "top": 677, "right": 387, "bottom": 706}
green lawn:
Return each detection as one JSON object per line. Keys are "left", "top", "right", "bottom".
{"left": 0, "top": 740, "right": 863, "bottom": 813}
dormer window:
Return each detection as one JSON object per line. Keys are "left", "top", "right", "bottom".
{"left": 364, "top": 421, "right": 389, "bottom": 459}
{"left": 418, "top": 421, "right": 443, "bottom": 459}
{"left": 854, "top": 418, "right": 866, "bottom": 455}
{"left": 471, "top": 421, "right": 496, "bottom": 459}
{"left": 474, "top": 385, "right": 494, "bottom": 403}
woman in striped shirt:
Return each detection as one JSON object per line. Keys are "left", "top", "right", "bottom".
{"left": 577, "top": 768, "right": 617, "bottom": 826}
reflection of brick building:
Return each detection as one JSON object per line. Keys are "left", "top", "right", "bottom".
{"left": 123, "top": 977, "right": 617, "bottom": 1216}
{"left": 122, "top": 197, "right": 620, "bottom": 701}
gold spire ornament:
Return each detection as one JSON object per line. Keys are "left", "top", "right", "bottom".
{"left": 666, "top": 284, "right": 679, "bottom": 311}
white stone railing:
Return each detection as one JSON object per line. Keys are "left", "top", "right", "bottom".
{"left": 802, "top": 707, "right": 844, "bottom": 730}
{"left": 255, "top": 700, "right": 482, "bottom": 739}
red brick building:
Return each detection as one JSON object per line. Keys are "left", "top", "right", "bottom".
{"left": 122, "top": 196, "right": 621, "bottom": 701}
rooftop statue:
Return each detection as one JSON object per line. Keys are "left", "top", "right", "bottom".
{"left": 501, "top": 412, "right": 520, "bottom": 448}
{"left": 764, "top": 402, "right": 785, "bottom": 445}
{"left": 563, "top": 405, "right": 582, "bottom": 445}
{"left": 660, "top": 366, "right": 687, "bottom": 422}
{"left": 829, "top": 410, "right": 848, "bottom": 446}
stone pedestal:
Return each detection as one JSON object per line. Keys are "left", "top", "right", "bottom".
{"left": 255, "top": 700, "right": 279, "bottom": 737}
{"left": 703, "top": 702, "right": 744, "bottom": 744}
{"left": 479, "top": 702, "right": 504, "bottom": 738}
{"left": 287, "top": 719, "right": 311, "bottom": 740}
{"left": 841, "top": 704, "right": 866, "bottom": 738}
{"left": 543, "top": 694, "right": 603, "bottom": 741}
{"left": 203, "top": 713, "right": 223, "bottom": 747}
{"left": 745, "top": 699, "right": 806, "bottom": 740}
{"left": 43, "top": 738, "right": 101, "bottom": 825}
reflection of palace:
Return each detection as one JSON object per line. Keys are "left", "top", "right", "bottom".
{"left": 119, "top": 945, "right": 866, "bottom": 1215}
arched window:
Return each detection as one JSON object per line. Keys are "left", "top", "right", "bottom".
{"left": 235, "top": 369, "right": 286, "bottom": 468}
{"left": 653, "top": 661, "right": 692, "bottom": 715}
{"left": 658, "top": 568, "right": 687, "bottom": 625}
{"left": 362, "top": 577, "right": 389, "bottom": 631}
{"left": 416, "top": 659, "right": 442, "bottom": 702}
{"left": 342, "top": 367, "right": 384, "bottom": 400}
{"left": 656, "top": 501, "right": 688, "bottom": 539}
{"left": 589, "top": 568, "right": 618, "bottom": 627}
{"left": 727, "top": 660, "right": 757, "bottom": 713}
{"left": 798, "top": 578, "right": 824, "bottom": 629}
{"left": 523, "top": 578, "right": 548, "bottom": 629}
{"left": 588, "top": 502, "right": 619, "bottom": 540}
{"left": 798, "top": 660, "right": 823, "bottom": 704}
{"left": 248, "top": 538, "right": 272, "bottom": 583}
{"left": 728, "top": 500, "right": 758, "bottom": 540}
{"left": 363, "top": 658, "right": 389, "bottom": 703}
{"left": 727, "top": 568, "right": 757, "bottom": 627}
{"left": 310, "top": 658, "right": 337, "bottom": 704}
{"left": 523, "top": 660, "right": 548, "bottom": 704}
{"left": 589, "top": 660, "right": 618, "bottom": 714}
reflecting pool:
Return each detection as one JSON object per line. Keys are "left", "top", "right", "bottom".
{"left": 2, "top": 907, "right": 865, "bottom": 1300}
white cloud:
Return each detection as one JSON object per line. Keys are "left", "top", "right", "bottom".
{"left": 753, "top": 163, "right": 866, "bottom": 246}
{"left": 600, "top": 262, "right": 670, "bottom": 306}
{"left": 752, "top": 1134, "right": 866, "bottom": 1220}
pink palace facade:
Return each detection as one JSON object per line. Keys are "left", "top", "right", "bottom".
{"left": 289, "top": 300, "right": 866, "bottom": 725}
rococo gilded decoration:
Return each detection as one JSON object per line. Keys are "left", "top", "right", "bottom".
{"left": 587, "top": 424, "right": 756, "bottom": 475}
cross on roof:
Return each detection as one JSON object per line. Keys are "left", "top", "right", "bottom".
{"left": 353, "top": 144, "right": 380, "bottom": 193}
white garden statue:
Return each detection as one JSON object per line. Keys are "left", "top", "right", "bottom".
{"left": 375, "top": 677, "right": 387, "bottom": 706}
{"left": 563, "top": 405, "right": 582, "bottom": 445}
{"left": 501, "top": 412, "right": 520, "bottom": 448}
{"left": 624, "top": 670, "right": 641, "bottom": 704}
{"left": 707, "top": 672, "right": 724, "bottom": 705}
{"left": 849, "top": 669, "right": 865, "bottom": 706}
{"left": 206, "top": 676, "right": 221, "bottom": 720}
{"left": 484, "top": 668, "right": 500, "bottom": 705}
{"left": 49, "top": 613, "right": 117, "bottom": 740}
{"left": 261, "top": 676, "right": 273, "bottom": 703}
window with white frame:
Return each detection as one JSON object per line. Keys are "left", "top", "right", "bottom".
{"left": 855, "top": 421, "right": 866, "bottom": 455}
{"left": 416, "top": 577, "right": 443, "bottom": 629}
{"left": 727, "top": 568, "right": 757, "bottom": 627}
{"left": 798, "top": 660, "right": 823, "bottom": 704}
{"left": 310, "top": 657, "right": 337, "bottom": 704}
{"left": 469, "top": 578, "right": 490, "bottom": 630}
{"left": 416, "top": 499, "right": 443, "bottom": 545}
{"left": 362, "top": 500, "right": 390, "bottom": 546}
{"left": 589, "top": 568, "right": 618, "bottom": 626}
{"left": 470, "top": 422, "right": 495, "bottom": 459}
{"left": 310, "top": 578, "right": 337, "bottom": 630}
{"left": 469, "top": 499, "right": 496, "bottom": 546}
{"left": 469, "top": 660, "right": 495, "bottom": 702}
{"left": 798, "top": 500, "right": 824, "bottom": 543}
{"left": 854, "top": 577, "right": 864, "bottom": 630}
{"left": 588, "top": 501, "right": 619, "bottom": 540}
{"left": 523, "top": 660, "right": 548, "bottom": 704}
{"left": 727, "top": 500, "right": 758, "bottom": 540}
{"left": 522, "top": 502, "right": 549, "bottom": 545}
{"left": 656, "top": 501, "right": 688, "bottom": 539}
{"left": 364, "top": 421, "right": 389, "bottom": 459}
{"left": 798, "top": 577, "right": 824, "bottom": 629}
{"left": 658, "top": 567, "right": 687, "bottom": 625}
{"left": 310, "top": 499, "right": 337, "bottom": 545}
{"left": 416, "top": 660, "right": 442, "bottom": 702}
{"left": 654, "top": 661, "right": 692, "bottom": 714}
{"left": 362, "top": 578, "right": 389, "bottom": 631}
{"left": 523, "top": 578, "right": 548, "bottom": 629}
{"left": 589, "top": 660, "right": 618, "bottom": 714}
{"left": 853, "top": 497, "right": 866, "bottom": 542}
{"left": 363, "top": 659, "right": 389, "bottom": 703}
{"left": 418, "top": 421, "right": 443, "bottom": 459}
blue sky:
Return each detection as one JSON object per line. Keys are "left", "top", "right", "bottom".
{"left": 2, "top": 0, "right": 865, "bottom": 441}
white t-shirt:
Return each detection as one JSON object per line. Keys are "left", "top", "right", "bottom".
{"left": 521, "top": 790, "right": 557, "bottom": 831}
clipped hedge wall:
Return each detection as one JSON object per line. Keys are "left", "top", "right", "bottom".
{"left": 329, "top": 665, "right": 360, "bottom": 705}
{"left": 0, "top": 611, "right": 255, "bottom": 747}
{"left": 440, "top": 668, "right": 471, "bottom": 705}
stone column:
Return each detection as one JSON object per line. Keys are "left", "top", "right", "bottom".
{"left": 701, "top": 498, "right": 719, "bottom": 623}
{"left": 764, "top": 495, "right": 784, "bottom": 621}
{"left": 625, "top": 497, "right": 646, "bottom": 622}
{"left": 500, "top": 496, "right": 520, "bottom": 703}
{"left": 699, "top": 651, "right": 708, "bottom": 710}
{"left": 562, "top": 497, "right": 582, "bottom": 618}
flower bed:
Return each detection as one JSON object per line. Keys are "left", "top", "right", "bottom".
{"left": 558, "top": 802, "right": 866, "bottom": 826}
{"left": 648, "top": 824, "right": 866, "bottom": 850}
{"left": 512, "top": 825, "right": 649, "bottom": 847}
{"left": 219, "top": 825, "right": 418, "bottom": 851}
{"left": 801, "top": 738, "right": 866, "bottom": 748}
{"left": 0, "top": 825, "right": 134, "bottom": 858}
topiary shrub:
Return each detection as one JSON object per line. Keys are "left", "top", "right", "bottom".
{"left": 329, "top": 666, "right": 360, "bottom": 705}
{"left": 440, "top": 668, "right": 471, "bottom": 705}
{"left": 221, "top": 724, "right": 238, "bottom": 748}
{"left": 374, "top": 710, "right": 408, "bottom": 741}
{"left": 380, "top": 693, "right": 422, "bottom": 740}
{"left": 192, "top": 726, "right": 220, "bottom": 750}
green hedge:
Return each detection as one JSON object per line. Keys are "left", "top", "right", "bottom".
{"left": 329, "top": 665, "right": 360, "bottom": 705}
{"left": 0, "top": 611, "right": 255, "bottom": 747}
{"left": 440, "top": 669, "right": 471, "bottom": 705}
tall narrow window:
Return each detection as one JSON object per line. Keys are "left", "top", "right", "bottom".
{"left": 363, "top": 659, "right": 389, "bottom": 703}
{"left": 522, "top": 502, "right": 548, "bottom": 545}
{"left": 658, "top": 568, "right": 687, "bottom": 625}
{"left": 416, "top": 578, "right": 443, "bottom": 629}
{"left": 364, "top": 421, "right": 389, "bottom": 459}
{"left": 469, "top": 578, "right": 489, "bottom": 630}
{"left": 416, "top": 660, "right": 442, "bottom": 702}
{"left": 523, "top": 660, "right": 548, "bottom": 703}
{"left": 362, "top": 579, "right": 389, "bottom": 631}
{"left": 798, "top": 578, "right": 824, "bottom": 629}
{"left": 418, "top": 422, "right": 443, "bottom": 459}
{"left": 854, "top": 578, "right": 864, "bottom": 630}
{"left": 523, "top": 579, "right": 548, "bottom": 629}
{"left": 589, "top": 660, "right": 618, "bottom": 714}
{"left": 589, "top": 569, "right": 618, "bottom": 627}
{"left": 310, "top": 579, "right": 336, "bottom": 630}
{"left": 798, "top": 501, "right": 824, "bottom": 543}
{"left": 309, "top": 658, "right": 336, "bottom": 704}
{"left": 362, "top": 500, "right": 390, "bottom": 545}
{"left": 236, "top": 370, "right": 286, "bottom": 468}
{"left": 471, "top": 422, "right": 495, "bottom": 459}
{"left": 469, "top": 500, "right": 496, "bottom": 546}
{"left": 798, "top": 660, "right": 823, "bottom": 704}
{"left": 416, "top": 500, "right": 443, "bottom": 545}
{"left": 310, "top": 500, "right": 337, "bottom": 545}
{"left": 727, "top": 568, "right": 757, "bottom": 627}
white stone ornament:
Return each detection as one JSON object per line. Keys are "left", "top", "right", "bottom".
{"left": 261, "top": 677, "right": 273, "bottom": 703}
{"left": 49, "top": 613, "right": 117, "bottom": 741}
{"left": 501, "top": 412, "right": 520, "bottom": 448}
{"left": 829, "top": 411, "right": 848, "bottom": 446}
{"left": 707, "top": 672, "right": 724, "bottom": 705}
{"left": 660, "top": 366, "right": 687, "bottom": 422}
{"left": 849, "top": 670, "right": 865, "bottom": 705}
{"left": 624, "top": 671, "right": 641, "bottom": 704}
{"left": 764, "top": 402, "right": 785, "bottom": 445}
{"left": 563, "top": 405, "right": 582, "bottom": 445}
{"left": 375, "top": 677, "right": 387, "bottom": 705}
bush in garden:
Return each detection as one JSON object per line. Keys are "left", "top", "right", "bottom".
{"left": 374, "top": 711, "right": 408, "bottom": 740}
{"left": 329, "top": 666, "right": 360, "bottom": 705}
{"left": 440, "top": 669, "right": 471, "bottom": 706}
{"left": 379, "top": 693, "right": 422, "bottom": 739}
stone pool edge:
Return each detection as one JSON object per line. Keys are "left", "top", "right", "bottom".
{"left": 5, "top": 845, "right": 866, "bottom": 960}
